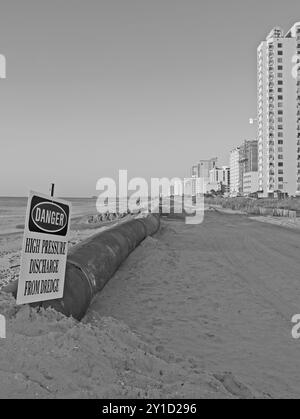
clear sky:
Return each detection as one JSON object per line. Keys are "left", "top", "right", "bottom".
{"left": 0, "top": 0, "right": 299, "bottom": 197}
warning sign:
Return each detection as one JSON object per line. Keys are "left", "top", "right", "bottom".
{"left": 16, "top": 191, "right": 72, "bottom": 305}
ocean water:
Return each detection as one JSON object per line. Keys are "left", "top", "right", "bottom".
{"left": 0, "top": 195, "right": 155, "bottom": 236}
{"left": 0, "top": 197, "right": 99, "bottom": 236}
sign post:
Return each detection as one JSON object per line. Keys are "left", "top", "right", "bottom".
{"left": 16, "top": 191, "right": 71, "bottom": 305}
{"left": 50, "top": 183, "right": 55, "bottom": 197}
{"left": 0, "top": 315, "right": 5, "bottom": 339}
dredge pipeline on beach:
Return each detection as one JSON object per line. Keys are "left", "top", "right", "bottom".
{"left": 3, "top": 213, "right": 160, "bottom": 320}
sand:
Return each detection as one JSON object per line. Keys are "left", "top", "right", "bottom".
{"left": 0, "top": 215, "right": 231, "bottom": 399}
{"left": 0, "top": 292, "right": 232, "bottom": 398}
{"left": 87, "top": 212, "right": 300, "bottom": 399}
{"left": 1, "top": 210, "right": 300, "bottom": 398}
{"left": 249, "top": 215, "right": 300, "bottom": 230}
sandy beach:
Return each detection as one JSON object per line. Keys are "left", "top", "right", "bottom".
{"left": 1, "top": 209, "right": 300, "bottom": 398}
{"left": 86, "top": 211, "right": 300, "bottom": 398}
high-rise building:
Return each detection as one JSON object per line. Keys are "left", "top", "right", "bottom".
{"left": 243, "top": 172, "right": 259, "bottom": 195}
{"left": 190, "top": 158, "right": 218, "bottom": 194}
{"left": 191, "top": 158, "right": 218, "bottom": 179}
{"left": 208, "top": 166, "right": 230, "bottom": 194}
{"left": 230, "top": 147, "right": 241, "bottom": 196}
{"left": 257, "top": 23, "right": 300, "bottom": 197}
{"left": 191, "top": 164, "right": 198, "bottom": 178}
{"left": 229, "top": 140, "right": 258, "bottom": 196}
{"left": 240, "top": 140, "right": 258, "bottom": 173}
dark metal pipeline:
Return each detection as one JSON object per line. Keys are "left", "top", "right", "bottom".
{"left": 2, "top": 214, "right": 160, "bottom": 320}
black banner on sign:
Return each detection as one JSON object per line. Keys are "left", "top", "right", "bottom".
{"left": 28, "top": 195, "right": 70, "bottom": 237}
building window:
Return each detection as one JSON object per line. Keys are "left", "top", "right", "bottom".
{"left": 278, "top": 177, "right": 284, "bottom": 182}
{"left": 278, "top": 162, "right": 283, "bottom": 167}
{"left": 278, "top": 66, "right": 283, "bottom": 70}
{"left": 278, "top": 51, "right": 283, "bottom": 55}
{"left": 278, "top": 80, "right": 283, "bottom": 85}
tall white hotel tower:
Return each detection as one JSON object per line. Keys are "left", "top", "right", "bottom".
{"left": 257, "top": 23, "right": 300, "bottom": 197}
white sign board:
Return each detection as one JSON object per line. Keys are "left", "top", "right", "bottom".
{"left": 16, "top": 191, "right": 71, "bottom": 305}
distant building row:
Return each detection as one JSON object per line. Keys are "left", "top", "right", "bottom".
{"left": 190, "top": 142, "right": 258, "bottom": 197}
{"left": 190, "top": 158, "right": 230, "bottom": 195}
{"left": 190, "top": 22, "right": 300, "bottom": 198}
